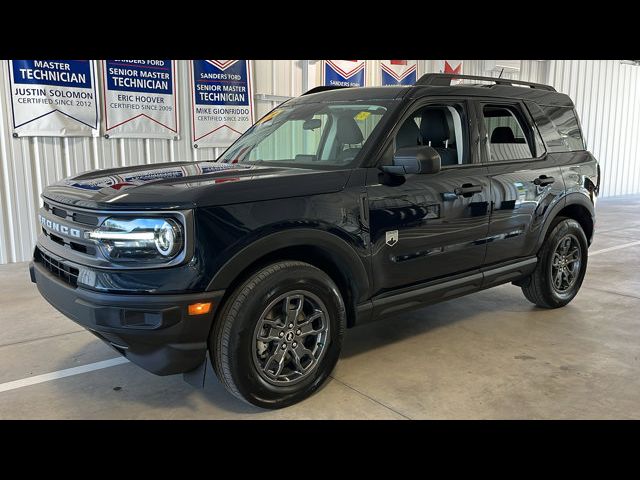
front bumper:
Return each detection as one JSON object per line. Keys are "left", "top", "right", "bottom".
{"left": 30, "top": 256, "right": 224, "bottom": 376}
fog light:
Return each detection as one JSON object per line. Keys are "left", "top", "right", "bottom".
{"left": 188, "top": 302, "right": 212, "bottom": 316}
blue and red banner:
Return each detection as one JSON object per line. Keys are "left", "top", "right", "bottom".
{"left": 381, "top": 60, "right": 417, "bottom": 86}
{"left": 102, "top": 60, "right": 178, "bottom": 139}
{"left": 323, "top": 60, "right": 366, "bottom": 87}
{"left": 190, "top": 60, "right": 254, "bottom": 147}
{"left": 9, "top": 60, "right": 99, "bottom": 137}
{"left": 437, "top": 60, "right": 463, "bottom": 75}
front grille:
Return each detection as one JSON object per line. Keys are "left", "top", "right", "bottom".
{"left": 51, "top": 206, "right": 68, "bottom": 219}
{"left": 43, "top": 201, "right": 99, "bottom": 226}
{"left": 40, "top": 200, "right": 103, "bottom": 260}
{"left": 36, "top": 248, "right": 79, "bottom": 287}
{"left": 42, "top": 228, "right": 96, "bottom": 255}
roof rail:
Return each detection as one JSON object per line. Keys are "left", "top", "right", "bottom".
{"left": 301, "top": 85, "right": 349, "bottom": 96}
{"left": 415, "top": 73, "right": 556, "bottom": 91}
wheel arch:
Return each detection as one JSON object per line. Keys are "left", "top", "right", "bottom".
{"left": 207, "top": 229, "right": 370, "bottom": 328}
{"left": 537, "top": 193, "right": 595, "bottom": 250}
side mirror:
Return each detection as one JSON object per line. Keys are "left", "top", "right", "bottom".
{"left": 382, "top": 146, "right": 442, "bottom": 175}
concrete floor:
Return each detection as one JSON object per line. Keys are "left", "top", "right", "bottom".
{"left": 1, "top": 195, "right": 639, "bottom": 419}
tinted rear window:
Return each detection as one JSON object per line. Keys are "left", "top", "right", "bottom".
{"left": 526, "top": 102, "right": 585, "bottom": 152}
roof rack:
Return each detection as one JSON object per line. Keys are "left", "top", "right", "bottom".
{"left": 415, "top": 73, "right": 556, "bottom": 91}
{"left": 301, "top": 85, "right": 349, "bottom": 96}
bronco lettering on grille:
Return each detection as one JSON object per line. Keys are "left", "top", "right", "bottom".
{"left": 39, "top": 214, "right": 81, "bottom": 239}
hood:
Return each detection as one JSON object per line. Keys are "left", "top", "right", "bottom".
{"left": 42, "top": 161, "right": 352, "bottom": 210}
{"left": 42, "top": 162, "right": 350, "bottom": 210}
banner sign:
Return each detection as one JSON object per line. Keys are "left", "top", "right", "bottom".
{"left": 190, "top": 60, "right": 254, "bottom": 148}
{"left": 101, "top": 60, "right": 178, "bottom": 139}
{"left": 436, "top": 60, "right": 463, "bottom": 75}
{"left": 323, "top": 60, "right": 366, "bottom": 87}
{"left": 381, "top": 60, "right": 417, "bottom": 86}
{"left": 8, "top": 60, "right": 99, "bottom": 137}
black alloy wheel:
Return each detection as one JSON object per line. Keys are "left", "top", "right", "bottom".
{"left": 521, "top": 217, "right": 589, "bottom": 308}
{"left": 210, "top": 261, "right": 346, "bottom": 409}
{"left": 252, "top": 291, "right": 330, "bottom": 385}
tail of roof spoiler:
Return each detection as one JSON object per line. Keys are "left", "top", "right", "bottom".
{"left": 302, "top": 86, "right": 350, "bottom": 96}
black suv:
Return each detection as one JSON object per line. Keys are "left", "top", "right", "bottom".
{"left": 30, "top": 73, "right": 599, "bottom": 408}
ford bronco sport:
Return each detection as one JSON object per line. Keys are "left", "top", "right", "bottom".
{"left": 30, "top": 73, "right": 599, "bottom": 408}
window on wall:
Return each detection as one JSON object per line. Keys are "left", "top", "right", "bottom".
{"left": 483, "top": 104, "right": 535, "bottom": 161}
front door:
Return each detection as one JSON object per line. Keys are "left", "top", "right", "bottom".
{"left": 366, "top": 99, "right": 491, "bottom": 294}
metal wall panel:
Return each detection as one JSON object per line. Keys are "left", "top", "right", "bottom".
{"left": 547, "top": 60, "right": 640, "bottom": 198}
{"left": 461, "top": 60, "right": 547, "bottom": 83}
{"left": 1, "top": 59, "right": 638, "bottom": 264}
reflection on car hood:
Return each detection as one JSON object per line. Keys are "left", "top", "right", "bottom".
{"left": 42, "top": 161, "right": 352, "bottom": 210}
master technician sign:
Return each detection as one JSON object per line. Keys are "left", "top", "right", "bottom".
{"left": 323, "top": 60, "right": 366, "bottom": 87}
{"left": 381, "top": 60, "right": 417, "bottom": 86}
{"left": 102, "top": 60, "right": 178, "bottom": 139}
{"left": 190, "top": 60, "right": 254, "bottom": 148}
{"left": 8, "top": 60, "right": 99, "bottom": 137}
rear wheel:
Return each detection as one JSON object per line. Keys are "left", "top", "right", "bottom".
{"left": 521, "top": 217, "right": 588, "bottom": 308}
{"left": 210, "top": 261, "right": 346, "bottom": 409}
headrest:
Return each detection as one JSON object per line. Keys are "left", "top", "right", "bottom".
{"left": 336, "top": 115, "right": 364, "bottom": 144}
{"left": 491, "top": 126, "right": 516, "bottom": 143}
{"left": 419, "top": 109, "right": 450, "bottom": 145}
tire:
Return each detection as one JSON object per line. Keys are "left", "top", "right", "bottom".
{"left": 521, "top": 217, "right": 588, "bottom": 308}
{"left": 210, "top": 260, "right": 346, "bottom": 409}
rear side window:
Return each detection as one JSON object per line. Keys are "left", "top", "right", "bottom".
{"left": 526, "top": 102, "right": 585, "bottom": 152}
{"left": 482, "top": 104, "right": 535, "bottom": 161}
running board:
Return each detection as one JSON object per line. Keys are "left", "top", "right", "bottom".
{"left": 362, "top": 257, "right": 537, "bottom": 323}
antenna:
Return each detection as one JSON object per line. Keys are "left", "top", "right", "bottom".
{"left": 498, "top": 68, "right": 504, "bottom": 79}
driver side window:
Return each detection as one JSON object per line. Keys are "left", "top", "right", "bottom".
{"left": 393, "top": 103, "right": 470, "bottom": 167}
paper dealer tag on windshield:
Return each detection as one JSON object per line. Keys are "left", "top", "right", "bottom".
{"left": 257, "top": 109, "right": 284, "bottom": 124}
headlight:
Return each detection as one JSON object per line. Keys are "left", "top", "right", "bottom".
{"left": 88, "top": 217, "right": 183, "bottom": 263}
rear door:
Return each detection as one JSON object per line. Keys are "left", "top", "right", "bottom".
{"left": 475, "top": 99, "right": 565, "bottom": 267}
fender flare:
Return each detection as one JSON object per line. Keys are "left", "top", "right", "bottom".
{"left": 535, "top": 192, "right": 595, "bottom": 251}
{"left": 206, "top": 228, "right": 371, "bottom": 302}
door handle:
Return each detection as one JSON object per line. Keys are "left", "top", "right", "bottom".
{"left": 454, "top": 183, "right": 483, "bottom": 198}
{"left": 533, "top": 175, "right": 555, "bottom": 186}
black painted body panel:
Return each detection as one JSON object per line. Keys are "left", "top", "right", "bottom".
{"left": 366, "top": 166, "right": 491, "bottom": 294}
{"left": 42, "top": 162, "right": 351, "bottom": 210}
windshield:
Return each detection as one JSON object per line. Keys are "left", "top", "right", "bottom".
{"left": 218, "top": 100, "right": 394, "bottom": 168}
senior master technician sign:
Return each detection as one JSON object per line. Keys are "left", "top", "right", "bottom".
{"left": 102, "top": 60, "right": 178, "bottom": 139}
{"left": 323, "top": 60, "right": 366, "bottom": 87}
{"left": 8, "top": 60, "right": 99, "bottom": 137}
{"left": 190, "top": 60, "right": 254, "bottom": 148}
{"left": 380, "top": 60, "right": 417, "bottom": 86}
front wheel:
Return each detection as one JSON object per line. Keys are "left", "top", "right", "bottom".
{"left": 210, "top": 261, "right": 346, "bottom": 409}
{"left": 521, "top": 217, "right": 588, "bottom": 308}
